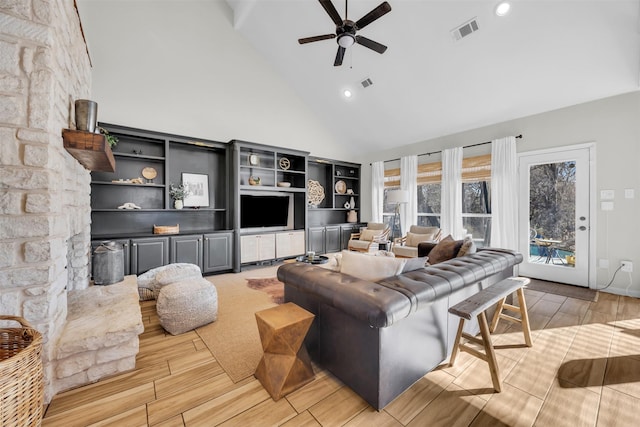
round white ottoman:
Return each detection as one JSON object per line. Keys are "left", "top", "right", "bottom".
{"left": 156, "top": 277, "right": 218, "bottom": 335}
{"left": 137, "top": 263, "right": 202, "bottom": 300}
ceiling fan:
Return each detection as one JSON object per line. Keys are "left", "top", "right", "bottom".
{"left": 298, "top": 0, "right": 392, "bottom": 66}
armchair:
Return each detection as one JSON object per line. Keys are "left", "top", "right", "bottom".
{"left": 392, "top": 225, "right": 442, "bottom": 258}
{"left": 347, "top": 222, "right": 390, "bottom": 253}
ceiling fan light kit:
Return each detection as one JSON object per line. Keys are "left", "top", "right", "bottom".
{"left": 298, "top": 0, "right": 392, "bottom": 66}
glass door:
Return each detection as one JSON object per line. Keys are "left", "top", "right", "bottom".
{"left": 518, "top": 147, "right": 591, "bottom": 286}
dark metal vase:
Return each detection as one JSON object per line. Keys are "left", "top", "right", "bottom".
{"left": 75, "top": 99, "right": 98, "bottom": 133}
{"left": 93, "top": 241, "right": 124, "bottom": 285}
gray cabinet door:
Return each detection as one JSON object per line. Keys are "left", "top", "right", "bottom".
{"left": 91, "top": 239, "right": 131, "bottom": 277}
{"left": 308, "top": 227, "right": 325, "bottom": 253}
{"left": 325, "top": 226, "right": 341, "bottom": 253}
{"left": 130, "top": 237, "right": 169, "bottom": 275}
{"left": 341, "top": 225, "right": 359, "bottom": 250}
{"left": 170, "top": 235, "right": 203, "bottom": 268}
{"left": 203, "top": 232, "right": 233, "bottom": 273}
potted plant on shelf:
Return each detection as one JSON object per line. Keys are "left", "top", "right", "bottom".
{"left": 97, "top": 126, "right": 118, "bottom": 148}
{"left": 169, "top": 183, "right": 190, "bottom": 209}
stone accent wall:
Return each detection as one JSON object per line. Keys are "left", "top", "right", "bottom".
{"left": 0, "top": 0, "right": 93, "bottom": 402}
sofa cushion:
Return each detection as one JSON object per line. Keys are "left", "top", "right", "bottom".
{"left": 340, "top": 250, "right": 406, "bottom": 282}
{"left": 402, "top": 256, "right": 428, "bottom": 273}
{"left": 427, "top": 235, "right": 465, "bottom": 264}
{"left": 457, "top": 236, "right": 477, "bottom": 257}
{"left": 406, "top": 232, "right": 438, "bottom": 247}
{"left": 392, "top": 245, "right": 417, "bottom": 258}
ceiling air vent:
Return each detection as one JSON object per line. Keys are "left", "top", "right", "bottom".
{"left": 361, "top": 78, "right": 374, "bottom": 88}
{"left": 451, "top": 18, "right": 479, "bottom": 41}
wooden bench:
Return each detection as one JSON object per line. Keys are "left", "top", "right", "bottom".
{"left": 448, "top": 277, "right": 532, "bottom": 392}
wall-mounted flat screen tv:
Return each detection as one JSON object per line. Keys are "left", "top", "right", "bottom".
{"left": 240, "top": 194, "right": 293, "bottom": 230}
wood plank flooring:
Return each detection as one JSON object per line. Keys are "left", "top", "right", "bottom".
{"left": 42, "top": 273, "right": 640, "bottom": 426}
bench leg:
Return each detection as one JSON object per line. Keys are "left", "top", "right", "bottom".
{"left": 517, "top": 288, "right": 533, "bottom": 347}
{"left": 478, "top": 311, "right": 501, "bottom": 392}
{"left": 449, "top": 318, "right": 465, "bottom": 366}
{"left": 489, "top": 297, "right": 507, "bottom": 333}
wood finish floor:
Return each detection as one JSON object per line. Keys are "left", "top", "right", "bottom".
{"left": 42, "top": 275, "right": 640, "bottom": 427}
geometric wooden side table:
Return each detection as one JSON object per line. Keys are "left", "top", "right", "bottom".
{"left": 254, "top": 302, "right": 315, "bottom": 400}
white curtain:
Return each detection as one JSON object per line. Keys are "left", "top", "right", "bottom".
{"left": 371, "top": 161, "right": 385, "bottom": 223}
{"left": 400, "top": 155, "right": 417, "bottom": 235}
{"left": 441, "top": 147, "right": 463, "bottom": 239}
{"left": 490, "top": 136, "right": 518, "bottom": 249}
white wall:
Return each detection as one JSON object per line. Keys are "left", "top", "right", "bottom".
{"left": 361, "top": 91, "right": 640, "bottom": 296}
{"left": 76, "top": 0, "right": 352, "bottom": 160}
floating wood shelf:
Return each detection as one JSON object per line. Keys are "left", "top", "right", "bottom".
{"left": 62, "top": 129, "right": 115, "bottom": 172}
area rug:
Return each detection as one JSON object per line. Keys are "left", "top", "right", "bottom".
{"left": 524, "top": 278, "right": 598, "bottom": 302}
{"left": 246, "top": 277, "right": 284, "bottom": 305}
{"left": 196, "top": 276, "right": 277, "bottom": 383}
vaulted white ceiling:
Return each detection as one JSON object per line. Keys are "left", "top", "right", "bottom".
{"left": 226, "top": 0, "right": 640, "bottom": 151}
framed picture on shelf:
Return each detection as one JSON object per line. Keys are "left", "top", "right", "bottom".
{"left": 182, "top": 173, "right": 209, "bottom": 207}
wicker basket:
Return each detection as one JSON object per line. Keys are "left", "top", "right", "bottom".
{"left": 0, "top": 315, "right": 44, "bottom": 427}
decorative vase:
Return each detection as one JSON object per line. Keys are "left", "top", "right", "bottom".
{"left": 347, "top": 210, "right": 357, "bottom": 223}
{"left": 349, "top": 196, "right": 356, "bottom": 209}
{"left": 174, "top": 200, "right": 183, "bottom": 210}
{"left": 75, "top": 99, "right": 98, "bottom": 133}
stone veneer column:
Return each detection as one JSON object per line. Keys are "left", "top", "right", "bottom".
{"left": 0, "top": 0, "right": 93, "bottom": 402}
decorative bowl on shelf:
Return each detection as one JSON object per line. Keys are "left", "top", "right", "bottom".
{"left": 277, "top": 182, "right": 291, "bottom": 188}
{"left": 248, "top": 176, "right": 261, "bottom": 186}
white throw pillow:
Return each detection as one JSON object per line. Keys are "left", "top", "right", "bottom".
{"left": 339, "top": 250, "right": 406, "bottom": 282}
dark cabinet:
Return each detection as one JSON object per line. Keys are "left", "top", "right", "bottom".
{"left": 130, "top": 237, "right": 169, "bottom": 275}
{"left": 341, "top": 225, "right": 361, "bottom": 250}
{"left": 308, "top": 226, "right": 341, "bottom": 254}
{"left": 308, "top": 227, "right": 326, "bottom": 254}
{"left": 170, "top": 235, "right": 203, "bottom": 266}
{"left": 325, "top": 226, "right": 341, "bottom": 253}
{"left": 203, "top": 232, "right": 233, "bottom": 273}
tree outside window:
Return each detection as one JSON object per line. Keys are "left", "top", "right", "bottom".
{"left": 462, "top": 180, "right": 491, "bottom": 247}
{"left": 417, "top": 183, "right": 441, "bottom": 227}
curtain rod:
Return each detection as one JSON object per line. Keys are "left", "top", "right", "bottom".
{"left": 373, "top": 134, "right": 523, "bottom": 165}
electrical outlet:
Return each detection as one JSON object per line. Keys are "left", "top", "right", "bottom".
{"left": 621, "top": 261, "right": 633, "bottom": 273}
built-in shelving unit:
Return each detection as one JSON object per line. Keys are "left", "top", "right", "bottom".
{"left": 90, "top": 124, "right": 233, "bottom": 275}
{"left": 307, "top": 156, "right": 364, "bottom": 253}
{"left": 231, "top": 140, "right": 309, "bottom": 270}
{"left": 89, "top": 125, "right": 365, "bottom": 274}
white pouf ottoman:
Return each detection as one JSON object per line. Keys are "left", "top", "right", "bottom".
{"left": 137, "top": 263, "right": 202, "bottom": 300}
{"left": 156, "top": 277, "right": 218, "bottom": 335}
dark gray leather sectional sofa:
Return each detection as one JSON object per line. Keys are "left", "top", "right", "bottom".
{"left": 276, "top": 248, "right": 523, "bottom": 410}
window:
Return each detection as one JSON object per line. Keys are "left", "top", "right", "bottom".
{"left": 382, "top": 154, "right": 492, "bottom": 245}
{"left": 417, "top": 161, "right": 442, "bottom": 227}
{"left": 382, "top": 167, "right": 400, "bottom": 230}
{"left": 462, "top": 181, "right": 491, "bottom": 247}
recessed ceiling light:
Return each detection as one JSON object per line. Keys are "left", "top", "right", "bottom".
{"left": 495, "top": 2, "right": 511, "bottom": 17}
{"left": 343, "top": 89, "right": 352, "bottom": 98}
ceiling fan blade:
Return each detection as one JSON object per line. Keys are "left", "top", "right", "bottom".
{"left": 355, "top": 1, "right": 391, "bottom": 30}
{"left": 356, "top": 35, "right": 387, "bottom": 54}
{"left": 319, "top": 0, "right": 343, "bottom": 26}
{"left": 334, "top": 46, "right": 346, "bottom": 66}
{"left": 298, "top": 34, "right": 337, "bottom": 44}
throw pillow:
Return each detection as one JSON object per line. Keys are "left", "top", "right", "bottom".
{"left": 340, "top": 250, "right": 406, "bottom": 281}
{"left": 406, "top": 232, "right": 438, "bottom": 247}
{"left": 402, "top": 256, "right": 428, "bottom": 273}
{"left": 360, "top": 228, "right": 383, "bottom": 241}
{"left": 427, "top": 235, "right": 465, "bottom": 264}
{"left": 457, "top": 236, "right": 477, "bottom": 257}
